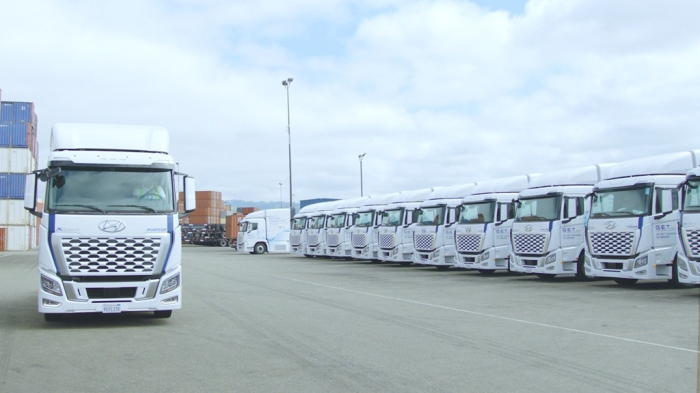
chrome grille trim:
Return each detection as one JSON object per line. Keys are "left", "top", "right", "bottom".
{"left": 512, "top": 233, "right": 547, "bottom": 254}
{"left": 456, "top": 234, "right": 482, "bottom": 253}
{"left": 414, "top": 234, "right": 435, "bottom": 251}
{"left": 588, "top": 231, "right": 635, "bottom": 256}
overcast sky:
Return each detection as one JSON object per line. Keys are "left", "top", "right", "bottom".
{"left": 1, "top": 0, "right": 699, "bottom": 204}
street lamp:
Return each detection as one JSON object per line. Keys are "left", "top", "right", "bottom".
{"left": 358, "top": 153, "right": 366, "bottom": 196}
{"left": 282, "top": 77, "right": 294, "bottom": 221}
{"left": 279, "top": 182, "right": 283, "bottom": 208}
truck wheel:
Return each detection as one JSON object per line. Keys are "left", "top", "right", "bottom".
{"left": 44, "top": 313, "right": 63, "bottom": 322}
{"left": 668, "top": 259, "right": 680, "bottom": 287}
{"left": 614, "top": 278, "right": 638, "bottom": 286}
{"left": 478, "top": 269, "right": 496, "bottom": 274}
{"left": 154, "top": 310, "right": 172, "bottom": 318}
{"left": 575, "top": 253, "right": 591, "bottom": 281}
{"left": 219, "top": 239, "right": 227, "bottom": 247}
{"left": 536, "top": 273, "right": 556, "bottom": 280}
{"left": 435, "top": 266, "right": 450, "bottom": 270}
{"left": 254, "top": 243, "right": 267, "bottom": 254}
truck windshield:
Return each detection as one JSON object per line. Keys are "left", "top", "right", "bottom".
{"left": 417, "top": 206, "right": 445, "bottom": 226}
{"left": 355, "top": 211, "right": 375, "bottom": 227}
{"left": 459, "top": 201, "right": 494, "bottom": 224}
{"left": 327, "top": 213, "right": 346, "bottom": 228}
{"left": 309, "top": 215, "right": 325, "bottom": 229}
{"left": 292, "top": 217, "right": 307, "bottom": 230}
{"left": 590, "top": 186, "right": 652, "bottom": 218}
{"left": 684, "top": 180, "right": 700, "bottom": 212}
{"left": 46, "top": 168, "right": 174, "bottom": 214}
{"left": 516, "top": 196, "right": 560, "bottom": 222}
{"left": 381, "top": 208, "right": 404, "bottom": 226}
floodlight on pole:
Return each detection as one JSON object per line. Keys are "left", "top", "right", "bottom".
{"left": 282, "top": 77, "right": 294, "bottom": 222}
{"left": 358, "top": 153, "right": 366, "bottom": 196}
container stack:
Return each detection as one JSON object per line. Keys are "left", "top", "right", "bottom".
{"left": 0, "top": 95, "right": 39, "bottom": 251}
{"left": 179, "top": 190, "right": 226, "bottom": 225}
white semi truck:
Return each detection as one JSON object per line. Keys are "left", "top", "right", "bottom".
{"left": 325, "top": 197, "right": 369, "bottom": 259}
{"left": 305, "top": 201, "right": 338, "bottom": 257}
{"left": 412, "top": 183, "right": 478, "bottom": 269}
{"left": 290, "top": 204, "right": 318, "bottom": 256}
{"left": 454, "top": 175, "right": 534, "bottom": 273}
{"left": 349, "top": 193, "right": 400, "bottom": 261}
{"left": 585, "top": 151, "right": 700, "bottom": 285}
{"left": 677, "top": 166, "right": 700, "bottom": 284}
{"left": 510, "top": 165, "right": 611, "bottom": 279}
{"left": 238, "top": 208, "right": 291, "bottom": 254}
{"left": 24, "top": 123, "right": 196, "bottom": 320}
{"left": 377, "top": 188, "right": 434, "bottom": 264}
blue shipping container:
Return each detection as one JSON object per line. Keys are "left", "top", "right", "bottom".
{"left": 0, "top": 122, "right": 30, "bottom": 147}
{"left": 0, "top": 102, "right": 34, "bottom": 123}
{"left": 0, "top": 173, "right": 26, "bottom": 199}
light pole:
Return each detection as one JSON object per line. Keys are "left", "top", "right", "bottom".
{"left": 279, "top": 182, "right": 283, "bottom": 208}
{"left": 358, "top": 153, "right": 366, "bottom": 196}
{"left": 282, "top": 77, "right": 294, "bottom": 221}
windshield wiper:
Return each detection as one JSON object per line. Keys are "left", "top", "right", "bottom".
{"left": 55, "top": 204, "right": 106, "bottom": 213}
{"left": 106, "top": 204, "right": 157, "bottom": 213}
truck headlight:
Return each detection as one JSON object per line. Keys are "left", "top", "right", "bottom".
{"left": 160, "top": 273, "right": 180, "bottom": 294}
{"left": 545, "top": 253, "right": 557, "bottom": 265}
{"left": 584, "top": 255, "right": 591, "bottom": 267}
{"left": 678, "top": 259, "right": 688, "bottom": 272}
{"left": 41, "top": 275, "right": 62, "bottom": 296}
{"left": 481, "top": 251, "right": 490, "bottom": 262}
{"left": 634, "top": 255, "right": 648, "bottom": 269}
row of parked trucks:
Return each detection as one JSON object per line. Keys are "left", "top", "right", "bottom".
{"left": 290, "top": 149, "right": 700, "bottom": 286}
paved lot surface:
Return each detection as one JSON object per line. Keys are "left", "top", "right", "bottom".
{"left": 1, "top": 246, "right": 699, "bottom": 392}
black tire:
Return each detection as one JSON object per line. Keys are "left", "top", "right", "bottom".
{"left": 44, "top": 313, "right": 63, "bottom": 322}
{"left": 575, "top": 253, "right": 590, "bottom": 281}
{"left": 668, "top": 259, "right": 680, "bottom": 286}
{"left": 614, "top": 278, "right": 638, "bottom": 286}
{"left": 536, "top": 273, "right": 556, "bottom": 280}
{"left": 154, "top": 310, "right": 172, "bottom": 318}
{"left": 436, "top": 266, "right": 451, "bottom": 270}
{"left": 478, "top": 269, "right": 496, "bottom": 274}
{"left": 254, "top": 243, "right": 267, "bottom": 254}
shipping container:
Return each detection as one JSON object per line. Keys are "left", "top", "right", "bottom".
{"left": 225, "top": 213, "right": 241, "bottom": 240}
{"left": 0, "top": 147, "right": 36, "bottom": 173}
{"left": 0, "top": 199, "right": 34, "bottom": 225}
{"left": 0, "top": 225, "right": 34, "bottom": 251}
{"left": 0, "top": 101, "right": 35, "bottom": 123}
{"left": 0, "top": 173, "right": 26, "bottom": 199}
{"left": 0, "top": 122, "right": 35, "bottom": 148}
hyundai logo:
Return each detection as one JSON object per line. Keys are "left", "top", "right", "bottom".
{"left": 98, "top": 220, "right": 126, "bottom": 233}
{"left": 466, "top": 227, "right": 472, "bottom": 233}
{"left": 525, "top": 225, "right": 533, "bottom": 232}
{"left": 605, "top": 221, "right": 616, "bottom": 230}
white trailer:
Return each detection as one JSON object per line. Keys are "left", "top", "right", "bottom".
{"left": 24, "top": 123, "right": 196, "bottom": 320}
{"left": 585, "top": 151, "right": 700, "bottom": 285}
{"left": 325, "top": 197, "right": 370, "bottom": 259}
{"left": 349, "top": 192, "right": 400, "bottom": 261}
{"left": 290, "top": 204, "right": 318, "bottom": 256}
{"left": 412, "top": 183, "right": 478, "bottom": 268}
{"left": 377, "top": 188, "right": 435, "bottom": 264}
{"left": 510, "top": 164, "right": 611, "bottom": 279}
{"left": 238, "top": 208, "right": 291, "bottom": 254}
{"left": 454, "top": 175, "right": 535, "bottom": 272}
{"left": 678, "top": 166, "right": 700, "bottom": 284}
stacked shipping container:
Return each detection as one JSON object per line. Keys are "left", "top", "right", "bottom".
{"left": 0, "top": 95, "right": 39, "bottom": 251}
{"left": 179, "top": 190, "right": 226, "bottom": 225}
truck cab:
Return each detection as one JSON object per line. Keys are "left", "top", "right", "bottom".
{"left": 325, "top": 197, "right": 369, "bottom": 259}
{"left": 305, "top": 201, "right": 336, "bottom": 257}
{"left": 454, "top": 175, "right": 534, "bottom": 272}
{"left": 377, "top": 188, "right": 434, "bottom": 264}
{"left": 349, "top": 193, "right": 400, "bottom": 261}
{"left": 677, "top": 166, "right": 700, "bottom": 284}
{"left": 412, "top": 183, "right": 477, "bottom": 268}
{"left": 238, "top": 208, "right": 291, "bottom": 254}
{"left": 24, "top": 123, "right": 196, "bottom": 320}
{"left": 510, "top": 165, "right": 610, "bottom": 279}
{"left": 585, "top": 151, "right": 697, "bottom": 285}
{"left": 290, "top": 204, "right": 316, "bottom": 256}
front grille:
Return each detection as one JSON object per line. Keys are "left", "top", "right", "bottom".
{"left": 308, "top": 234, "right": 319, "bottom": 246}
{"left": 290, "top": 234, "right": 301, "bottom": 246}
{"left": 456, "top": 234, "right": 482, "bottom": 252}
{"left": 352, "top": 233, "right": 367, "bottom": 248}
{"left": 379, "top": 233, "right": 394, "bottom": 249}
{"left": 327, "top": 234, "right": 340, "bottom": 247}
{"left": 683, "top": 229, "right": 700, "bottom": 258}
{"left": 414, "top": 234, "right": 435, "bottom": 251}
{"left": 61, "top": 237, "right": 160, "bottom": 275}
{"left": 86, "top": 287, "right": 137, "bottom": 299}
{"left": 512, "top": 233, "right": 547, "bottom": 254}
{"left": 588, "top": 231, "right": 635, "bottom": 256}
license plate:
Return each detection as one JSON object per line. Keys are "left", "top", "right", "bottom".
{"left": 102, "top": 304, "right": 121, "bottom": 314}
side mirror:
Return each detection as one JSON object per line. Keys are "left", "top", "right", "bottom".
{"left": 24, "top": 173, "right": 41, "bottom": 217}
{"left": 183, "top": 176, "right": 196, "bottom": 214}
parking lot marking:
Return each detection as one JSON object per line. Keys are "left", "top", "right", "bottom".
{"left": 260, "top": 272, "right": 699, "bottom": 354}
